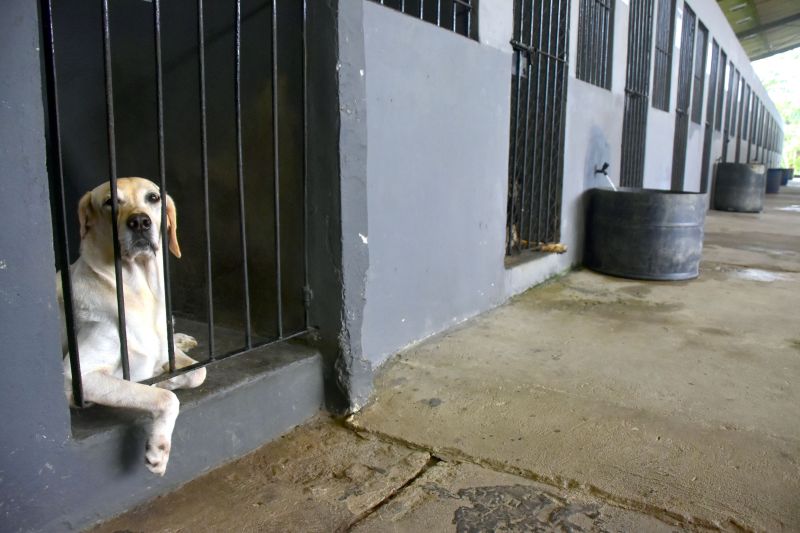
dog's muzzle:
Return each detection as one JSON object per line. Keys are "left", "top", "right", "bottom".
{"left": 124, "top": 213, "right": 157, "bottom": 256}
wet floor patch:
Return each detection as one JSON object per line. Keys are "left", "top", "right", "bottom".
{"left": 732, "top": 268, "right": 790, "bottom": 282}
{"left": 776, "top": 205, "right": 800, "bottom": 213}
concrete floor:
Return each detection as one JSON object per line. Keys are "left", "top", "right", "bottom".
{"left": 94, "top": 187, "right": 800, "bottom": 532}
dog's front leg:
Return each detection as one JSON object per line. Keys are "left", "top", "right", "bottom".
{"left": 156, "top": 349, "right": 207, "bottom": 391}
{"left": 82, "top": 370, "right": 179, "bottom": 475}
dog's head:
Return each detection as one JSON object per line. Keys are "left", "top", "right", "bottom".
{"left": 78, "top": 177, "right": 181, "bottom": 261}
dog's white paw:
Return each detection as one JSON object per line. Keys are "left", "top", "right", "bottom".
{"left": 174, "top": 333, "right": 198, "bottom": 353}
{"left": 145, "top": 434, "right": 172, "bottom": 476}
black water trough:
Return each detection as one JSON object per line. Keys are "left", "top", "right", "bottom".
{"left": 585, "top": 188, "right": 707, "bottom": 281}
{"left": 780, "top": 168, "right": 794, "bottom": 186}
{"left": 713, "top": 163, "right": 766, "bottom": 212}
{"left": 766, "top": 168, "right": 782, "bottom": 194}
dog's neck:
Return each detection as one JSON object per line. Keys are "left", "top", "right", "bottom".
{"left": 79, "top": 233, "right": 164, "bottom": 298}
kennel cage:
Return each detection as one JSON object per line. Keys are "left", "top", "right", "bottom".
{"left": 42, "top": 0, "right": 310, "bottom": 407}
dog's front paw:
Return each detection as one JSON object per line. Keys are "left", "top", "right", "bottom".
{"left": 145, "top": 434, "right": 172, "bottom": 476}
{"left": 174, "top": 333, "right": 198, "bottom": 353}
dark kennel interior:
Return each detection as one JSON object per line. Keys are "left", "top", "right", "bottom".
{"left": 45, "top": 0, "right": 309, "bottom": 394}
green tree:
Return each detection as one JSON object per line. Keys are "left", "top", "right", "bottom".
{"left": 754, "top": 49, "right": 800, "bottom": 172}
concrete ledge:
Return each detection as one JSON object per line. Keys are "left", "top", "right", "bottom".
{"left": 54, "top": 342, "right": 324, "bottom": 531}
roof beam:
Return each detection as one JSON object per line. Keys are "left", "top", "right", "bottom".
{"left": 751, "top": 42, "right": 800, "bottom": 62}
{"left": 736, "top": 12, "right": 800, "bottom": 39}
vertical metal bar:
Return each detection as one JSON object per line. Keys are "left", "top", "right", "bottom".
{"left": 544, "top": 0, "right": 562, "bottom": 241}
{"left": 43, "top": 0, "right": 84, "bottom": 406}
{"left": 541, "top": 0, "right": 558, "bottom": 242}
{"left": 420, "top": 0, "right": 424, "bottom": 19}
{"left": 506, "top": 51, "right": 522, "bottom": 253}
{"left": 553, "top": 0, "right": 569, "bottom": 241}
{"left": 271, "top": 0, "right": 284, "bottom": 338}
{"left": 234, "top": 0, "right": 253, "bottom": 348}
{"left": 437, "top": 0, "right": 441, "bottom": 26}
{"left": 466, "top": 0, "right": 472, "bottom": 37}
{"left": 529, "top": 0, "right": 548, "bottom": 244}
{"left": 197, "top": 0, "right": 216, "bottom": 359}
{"left": 518, "top": 2, "right": 537, "bottom": 247}
{"left": 101, "top": 0, "right": 131, "bottom": 381}
{"left": 506, "top": 0, "right": 524, "bottom": 253}
{"left": 302, "top": 0, "right": 310, "bottom": 328}
{"left": 153, "top": 0, "right": 176, "bottom": 373}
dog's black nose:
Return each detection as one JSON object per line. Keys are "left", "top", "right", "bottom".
{"left": 126, "top": 213, "right": 152, "bottom": 233}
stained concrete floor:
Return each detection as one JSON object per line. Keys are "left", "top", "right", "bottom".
{"left": 94, "top": 187, "right": 800, "bottom": 533}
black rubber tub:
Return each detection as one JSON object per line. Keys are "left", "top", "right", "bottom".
{"left": 585, "top": 187, "right": 707, "bottom": 281}
{"left": 713, "top": 163, "right": 766, "bottom": 212}
{"left": 766, "top": 168, "right": 782, "bottom": 194}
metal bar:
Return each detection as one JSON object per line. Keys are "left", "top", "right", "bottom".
{"left": 437, "top": 0, "right": 441, "bottom": 26}
{"left": 302, "top": 0, "right": 310, "bottom": 327}
{"left": 101, "top": 0, "right": 131, "bottom": 381}
{"left": 544, "top": 0, "right": 562, "bottom": 242}
{"left": 153, "top": 0, "right": 176, "bottom": 373}
{"left": 271, "top": 0, "right": 284, "bottom": 338}
{"left": 139, "top": 328, "right": 310, "bottom": 386}
{"left": 517, "top": 7, "right": 537, "bottom": 247}
{"left": 42, "top": 0, "right": 84, "bottom": 406}
{"left": 197, "top": 0, "right": 216, "bottom": 360}
{"left": 536, "top": 0, "right": 554, "bottom": 243}
{"left": 506, "top": 51, "right": 523, "bottom": 253}
{"left": 553, "top": 0, "right": 570, "bottom": 241}
{"left": 528, "top": 0, "right": 548, "bottom": 244}
{"left": 510, "top": 40, "right": 568, "bottom": 64}
{"left": 715, "top": 51, "right": 726, "bottom": 131}
{"left": 234, "top": 0, "right": 253, "bottom": 348}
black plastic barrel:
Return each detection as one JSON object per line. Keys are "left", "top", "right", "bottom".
{"left": 585, "top": 188, "right": 707, "bottom": 281}
{"left": 766, "top": 168, "right": 782, "bottom": 194}
{"left": 713, "top": 163, "right": 766, "bottom": 212}
{"left": 781, "top": 168, "right": 794, "bottom": 186}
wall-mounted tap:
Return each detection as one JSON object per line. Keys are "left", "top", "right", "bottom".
{"left": 594, "top": 162, "right": 617, "bottom": 191}
{"left": 595, "top": 162, "right": 610, "bottom": 176}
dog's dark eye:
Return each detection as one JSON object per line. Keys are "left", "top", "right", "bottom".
{"left": 146, "top": 192, "right": 161, "bottom": 204}
{"left": 103, "top": 197, "right": 113, "bottom": 207}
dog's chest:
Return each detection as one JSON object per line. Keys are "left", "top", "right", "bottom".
{"left": 123, "top": 280, "right": 169, "bottom": 378}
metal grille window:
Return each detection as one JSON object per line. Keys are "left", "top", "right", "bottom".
{"left": 731, "top": 70, "right": 741, "bottom": 139}
{"left": 699, "top": 38, "right": 719, "bottom": 193}
{"left": 714, "top": 50, "right": 726, "bottom": 131}
{"left": 620, "top": 0, "right": 655, "bottom": 188}
{"left": 742, "top": 84, "right": 751, "bottom": 141}
{"left": 690, "top": 21, "right": 707, "bottom": 125}
{"left": 670, "top": 3, "right": 695, "bottom": 191}
{"left": 576, "top": 0, "right": 614, "bottom": 89}
{"left": 721, "top": 63, "right": 735, "bottom": 160}
{"left": 506, "top": 0, "right": 570, "bottom": 255}
{"left": 43, "top": 0, "right": 309, "bottom": 407}
{"left": 371, "top": 0, "right": 478, "bottom": 39}
{"left": 735, "top": 75, "right": 745, "bottom": 161}
{"left": 652, "top": 0, "right": 676, "bottom": 111}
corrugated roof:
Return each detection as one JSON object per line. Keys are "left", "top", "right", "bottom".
{"left": 718, "top": 0, "right": 800, "bottom": 60}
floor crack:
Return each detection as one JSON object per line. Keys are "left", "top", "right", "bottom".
{"left": 343, "top": 420, "right": 742, "bottom": 532}
{"left": 343, "top": 455, "right": 441, "bottom": 532}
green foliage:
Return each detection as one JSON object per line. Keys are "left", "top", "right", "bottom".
{"left": 753, "top": 49, "right": 800, "bottom": 171}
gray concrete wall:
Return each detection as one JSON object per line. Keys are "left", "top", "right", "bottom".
{"left": 360, "top": 2, "right": 510, "bottom": 368}
{"left": 357, "top": 0, "right": 785, "bottom": 375}
{"left": 0, "top": 1, "right": 339, "bottom": 530}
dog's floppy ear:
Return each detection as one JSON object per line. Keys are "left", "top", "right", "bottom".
{"left": 78, "top": 192, "right": 94, "bottom": 239}
{"left": 166, "top": 194, "right": 181, "bottom": 258}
